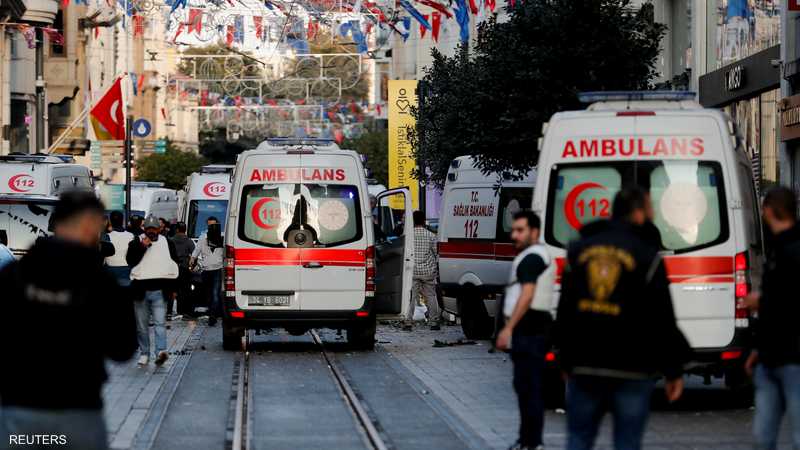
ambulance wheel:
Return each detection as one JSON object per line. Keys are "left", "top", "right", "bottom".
{"left": 458, "top": 295, "right": 493, "bottom": 340}
{"left": 222, "top": 322, "right": 244, "bottom": 351}
{"left": 348, "top": 317, "right": 376, "bottom": 350}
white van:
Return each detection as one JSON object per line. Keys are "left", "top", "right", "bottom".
{"left": 223, "top": 138, "right": 414, "bottom": 350}
{"left": 0, "top": 154, "right": 94, "bottom": 256}
{"left": 179, "top": 165, "right": 234, "bottom": 241}
{"left": 437, "top": 156, "right": 537, "bottom": 339}
{"left": 535, "top": 91, "right": 762, "bottom": 387}
{"left": 119, "top": 182, "right": 179, "bottom": 222}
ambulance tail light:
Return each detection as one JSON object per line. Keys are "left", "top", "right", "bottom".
{"left": 365, "top": 246, "right": 375, "bottom": 297}
{"left": 734, "top": 252, "right": 750, "bottom": 328}
{"left": 225, "top": 245, "right": 236, "bottom": 297}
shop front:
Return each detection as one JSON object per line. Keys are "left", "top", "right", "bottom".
{"left": 699, "top": 45, "right": 781, "bottom": 191}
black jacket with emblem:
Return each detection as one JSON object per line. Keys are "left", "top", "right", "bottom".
{"left": 0, "top": 237, "right": 138, "bottom": 409}
{"left": 554, "top": 220, "right": 689, "bottom": 380}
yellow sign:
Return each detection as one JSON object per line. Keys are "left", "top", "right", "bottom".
{"left": 388, "top": 79, "right": 419, "bottom": 210}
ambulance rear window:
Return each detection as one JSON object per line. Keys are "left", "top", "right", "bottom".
{"left": 545, "top": 161, "right": 728, "bottom": 253}
{"left": 239, "top": 183, "right": 362, "bottom": 248}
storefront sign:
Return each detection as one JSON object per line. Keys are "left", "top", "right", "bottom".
{"left": 388, "top": 80, "right": 419, "bottom": 210}
{"left": 780, "top": 94, "right": 800, "bottom": 142}
{"left": 699, "top": 45, "right": 780, "bottom": 108}
{"left": 724, "top": 66, "right": 744, "bottom": 91}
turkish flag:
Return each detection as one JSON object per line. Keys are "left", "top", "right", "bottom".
{"left": 90, "top": 77, "right": 125, "bottom": 140}
{"left": 790, "top": 0, "right": 800, "bottom": 11}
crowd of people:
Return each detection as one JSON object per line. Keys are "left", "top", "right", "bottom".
{"left": 1, "top": 185, "right": 799, "bottom": 450}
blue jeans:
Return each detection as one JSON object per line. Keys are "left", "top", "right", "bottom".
{"left": 0, "top": 406, "right": 108, "bottom": 450}
{"left": 510, "top": 334, "right": 547, "bottom": 447}
{"left": 753, "top": 364, "right": 800, "bottom": 450}
{"left": 202, "top": 269, "right": 222, "bottom": 318}
{"left": 133, "top": 290, "right": 167, "bottom": 357}
{"left": 566, "top": 375, "right": 656, "bottom": 450}
{"left": 106, "top": 266, "right": 131, "bottom": 288}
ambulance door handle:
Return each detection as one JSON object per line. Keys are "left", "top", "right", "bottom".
{"left": 303, "top": 262, "right": 324, "bottom": 269}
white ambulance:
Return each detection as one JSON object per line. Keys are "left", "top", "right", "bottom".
{"left": 120, "top": 182, "right": 179, "bottom": 222}
{"left": 0, "top": 154, "right": 94, "bottom": 256}
{"left": 223, "top": 138, "right": 414, "bottom": 350}
{"left": 437, "top": 156, "right": 537, "bottom": 339}
{"left": 179, "top": 165, "right": 234, "bottom": 241}
{"left": 535, "top": 91, "right": 762, "bottom": 387}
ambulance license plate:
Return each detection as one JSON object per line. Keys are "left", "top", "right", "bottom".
{"left": 248, "top": 295, "right": 291, "bottom": 306}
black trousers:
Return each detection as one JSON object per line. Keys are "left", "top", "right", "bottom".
{"left": 510, "top": 333, "right": 547, "bottom": 447}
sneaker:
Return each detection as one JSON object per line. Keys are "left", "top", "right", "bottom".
{"left": 137, "top": 354, "right": 149, "bottom": 366}
{"left": 508, "top": 443, "right": 543, "bottom": 450}
{"left": 155, "top": 351, "right": 169, "bottom": 366}
{"left": 430, "top": 323, "right": 441, "bottom": 331}
{"left": 402, "top": 322, "right": 413, "bottom": 331}
{"left": 208, "top": 316, "right": 217, "bottom": 327}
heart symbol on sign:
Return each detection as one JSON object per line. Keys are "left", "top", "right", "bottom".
{"left": 396, "top": 98, "right": 411, "bottom": 112}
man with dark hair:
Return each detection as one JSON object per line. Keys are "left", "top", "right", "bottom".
{"left": 0, "top": 191, "right": 137, "bottom": 450}
{"left": 744, "top": 186, "right": 800, "bottom": 450}
{"left": 404, "top": 210, "right": 441, "bottom": 331}
{"left": 128, "top": 215, "right": 180, "bottom": 366}
{"left": 127, "top": 215, "right": 144, "bottom": 237}
{"left": 106, "top": 210, "right": 134, "bottom": 287}
{"left": 495, "top": 210, "right": 554, "bottom": 450}
{"left": 171, "top": 222, "right": 196, "bottom": 318}
{"left": 191, "top": 216, "right": 225, "bottom": 326}
{"left": 555, "top": 186, "right": 688, "bottom": 450}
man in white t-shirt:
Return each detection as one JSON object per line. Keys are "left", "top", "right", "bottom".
{"left": 191, "top": 216, "right": 225, "bottom": 326}
{"left": 105, "top": 211, "right": 134, "bottom": 287}
{"left": 495, "top": 210, "right": 554, "bottom": 450}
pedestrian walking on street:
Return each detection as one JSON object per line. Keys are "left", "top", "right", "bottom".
{"left": 743, "top": 186, "right": 800, "bottom": 450}
{"left": 495, "top": 211, "right": 555, "bottom": 450}
{"left": 171, "top": 222, "right": 196, "bottom": 318}
{"left": 191, "top": 216, "right": 224, "bottom": 327}
{"left": 105, "top": 211, "right": 134, "bottom": 287}
{"left": 0, "top": 191, "right": 137, "bottom": 450}
{"left": 404, "top": 210, "right": 442, "bottom": 331}
{"left": 127, "top": 215, "right": 180, "bottom": 366}
{"left": 555, "top": 187, "right": 689, "bottom": 450}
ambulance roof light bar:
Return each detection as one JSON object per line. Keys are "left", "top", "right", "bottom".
{"left": 578, "top": 91, "right": 696, "bottom": 103}
{"left": 200, "top": 164, "right": 234, "bottom": 174}
{"left": 265, "top": 138, "right": 337, "bottom": 147}
{"left": 0, "top": 154, "right": 66, "bottom": 164}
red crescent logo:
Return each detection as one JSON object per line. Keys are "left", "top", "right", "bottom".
{"left": 8, "top": 174, "right": 34, "bottom": 193}
{"left": 564, "top": 182, "right": 606, "bottom": 230}
{"left": 251, "top": 197, "right": 278, "bottom": 230}
{"left": 203, "top": 182, "right": 226, "bottom": 197}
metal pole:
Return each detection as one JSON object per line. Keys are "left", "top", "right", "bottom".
{"left": 125, "top": 115, "right": 133, "bottom": 221}
{"left": 35, "top": 27, "right": 45, "bottom": 154}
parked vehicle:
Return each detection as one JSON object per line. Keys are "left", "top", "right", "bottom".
{"left": 534, "top": 91, "right": 762, "bottom": 388}
{"left": 222, "top": 138, "right": 415, "bottom": 350}
{"left": 437, "top": 156, "right": 537, "bottom": 339}
{"left": 179, "top": 165, "right": 234, "bottom": 241}
{"left": 0, "top": 154, "right": 94, "bottom": 257}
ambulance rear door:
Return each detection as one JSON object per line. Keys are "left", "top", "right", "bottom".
{"left": 373, "top": 188, "right": 414, "bottom": 318}
{"left": 233, "top": 153, "right": 302, "bottom": 311}
{"left": 297, "top": 154, "right": 369, "bottom": 311}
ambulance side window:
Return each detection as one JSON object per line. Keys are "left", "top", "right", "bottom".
{"left": 495, "top": 187, "right": 533, "bottom": 243}
{"left": 737, "top": 162, "right": 762, "bottom": 252}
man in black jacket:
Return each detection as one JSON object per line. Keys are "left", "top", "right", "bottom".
{"left": 0, "top": 191, "right": 137, "bottom": 450}
{"left": 127, "top": 215, "right": 180, "bottom": 366}
{"left": 744, "top": 186, "right": 800, "bottom": 450}
{"left": 555, "top": 187, "right": 688, "bottom": 450}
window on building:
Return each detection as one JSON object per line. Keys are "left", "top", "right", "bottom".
{"left": 51, "top": 9, "right": 65, "bottom": 56}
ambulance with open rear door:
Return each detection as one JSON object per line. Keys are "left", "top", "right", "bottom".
{"left": 223, "top": 139, "right": 414, "bottom": 350}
